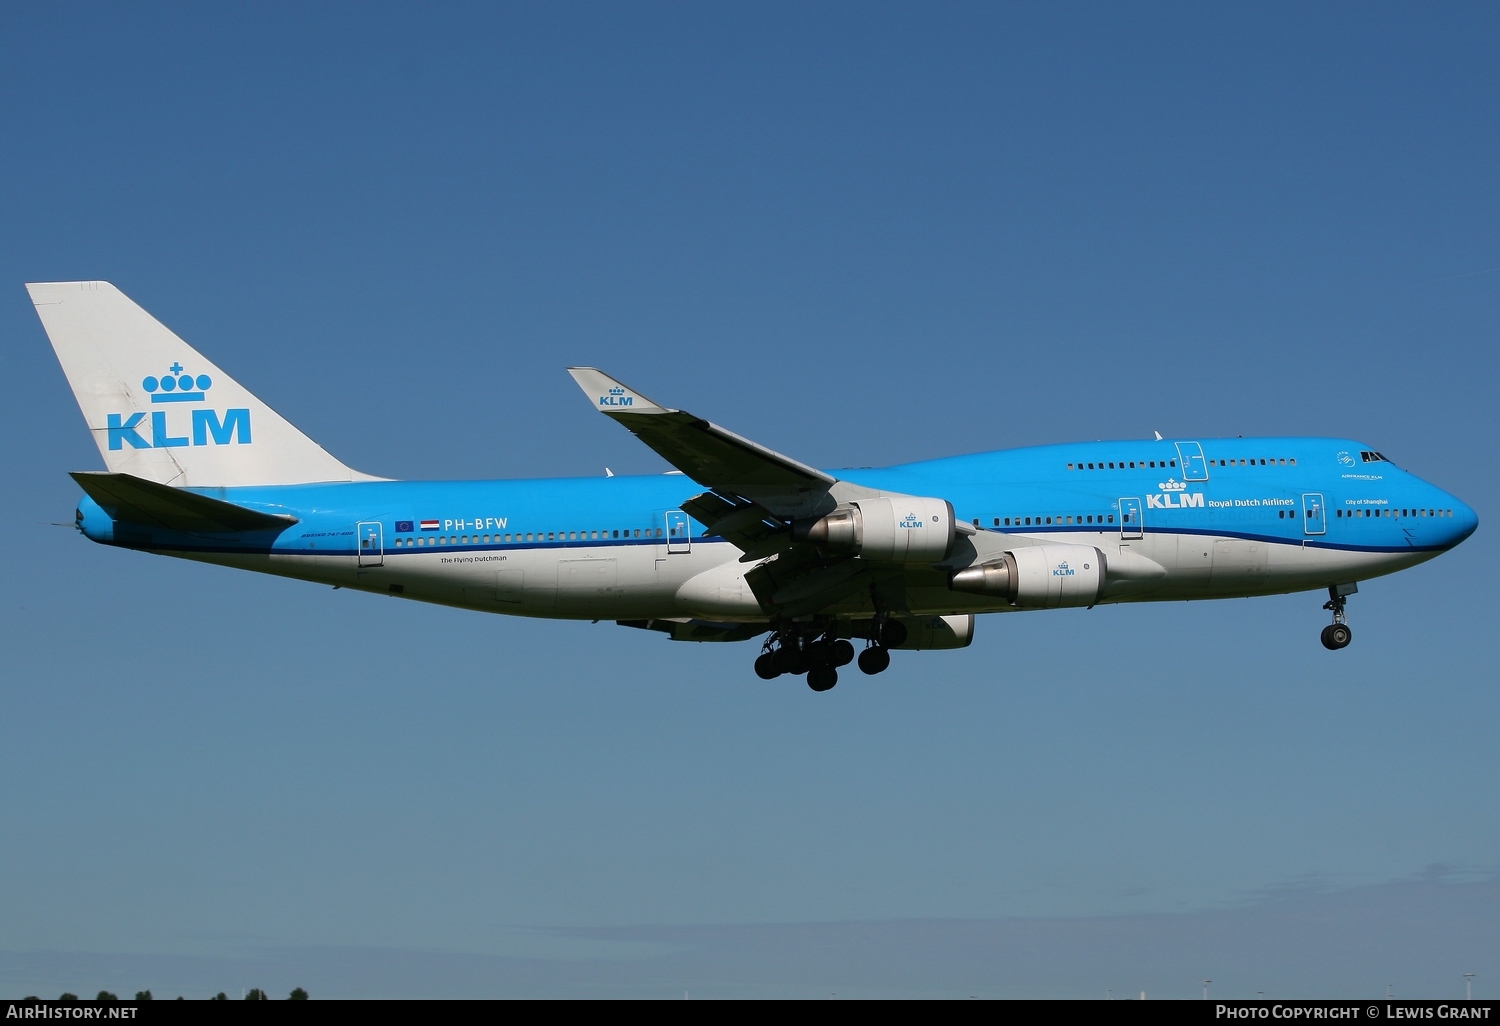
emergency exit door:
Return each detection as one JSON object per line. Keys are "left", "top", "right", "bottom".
{"left": 1175, "top": 441, "right": 1210, "bottom": 481}
{"left": 665, "top": 510, "right": 691, "bottom": 553}
{"left": 1301, "top": 493, "right": 1326, "bottom": 536}
{"left": 357, "top": 521, "right": 384, "bottom": 566}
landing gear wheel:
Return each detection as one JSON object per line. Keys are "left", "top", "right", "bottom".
{"left": 830, "top": 639, "right": 855, "bottom": 667}
{"left": 772, "top": 646, "right": 808, "bottom": 676}
{"left": 1321, "top": 623, "right": 1352, "bottom": 650}
{"left": 857, "top": 646, "right": 891, "bottom": 675}
{"left": 754, "top": 652, "right": 780, "bottom": 679}
{"left": 807, "top": 666, "right": 838, "bottom": 692}
{"left": 1321, "top": 585, "right": 1355, "bottom": 650}
{"left": 878, "top": 620, "right": 907, "bottom": 648}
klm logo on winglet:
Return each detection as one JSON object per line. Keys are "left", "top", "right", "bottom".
{"left": 1147, "top": 477, "right": 1204, "bottom": 509}
{"left": 106, "top": 364, "right": 251, "bottom": 450}
{"left": 598, "top": 386, "right": 634, "bottom": 408}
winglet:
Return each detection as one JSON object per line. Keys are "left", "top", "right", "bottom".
{"left": 567, "top": 368, "right": 667, "bottom": 415}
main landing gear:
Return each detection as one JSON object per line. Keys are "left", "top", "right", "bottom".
{"left": 856, "top": 618, "right": 905, "bottom": 677}
{"left": 1320, "top": 583, "right": 1356, "bottom": 650}
{"left": 753, "top": 619, "right": 906, "bottom": 691}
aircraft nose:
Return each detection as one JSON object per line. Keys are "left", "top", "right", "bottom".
{"left": 1441, "top": 494, "right": 1478, "bottom": 550}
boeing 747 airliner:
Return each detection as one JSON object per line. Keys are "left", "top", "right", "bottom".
{"left": 31, "top": 281, "right": 1477, "bottom": 691}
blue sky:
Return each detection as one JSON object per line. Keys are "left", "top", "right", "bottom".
{"left": 1, "top": 2, "right": 1497, "bottom": 999}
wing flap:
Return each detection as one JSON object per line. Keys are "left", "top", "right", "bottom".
{"left": 679, "top": 490, "right": 789, "bottom": 554}
{"left": 71, "top": 471, "right": 298, "bottom": 534}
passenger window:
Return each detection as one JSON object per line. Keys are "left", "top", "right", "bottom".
{"left": 1068, "top": 463, "right": 1074, "bottom": 470}
{"left": 1107, "top": 514, "right": 1114, "bottom": 523}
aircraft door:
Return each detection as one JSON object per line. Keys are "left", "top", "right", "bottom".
{"left": 666, "top": 510, "right": 691, "bottom": 554}
{"left": 1119, "top": 497, "right": 1143, "bottom": 539}
{"left": 1301, "top": 493, "right": 1326, "bottom": 536}
{"left": 1175, "top": 441, "right": 1210, "bottom": 482}
{"left": 357, "top": 521, "right": 384, "bottom": 566}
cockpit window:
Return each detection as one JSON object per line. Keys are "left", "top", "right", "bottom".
{"left": 1360, "top": 451, "right": 1388, "bottom": 463}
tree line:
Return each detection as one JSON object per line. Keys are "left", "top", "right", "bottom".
{"left": 22, "top": 988, "right": 309, "bottom": 1001}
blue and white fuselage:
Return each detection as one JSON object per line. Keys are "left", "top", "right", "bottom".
{"left": 75, "top": 440, "right": 1472, "bottom": 619}
{"left": 33, "top": 281, "right": 1477, "bottom": 685}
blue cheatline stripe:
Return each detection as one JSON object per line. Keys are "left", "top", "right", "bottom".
{"left": 984, "top": 525, "right": 1447, "bottom": 554}
{"left": 129, "top": 531, "right": 1441, "bottom": 559}
{"left": 124, "top": 535, "right": 739, "bottom": 558}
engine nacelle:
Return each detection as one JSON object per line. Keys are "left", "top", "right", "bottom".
{"left": 948, "top": 543, "right": 1106, "bottom": 608}
{"left": 890, "top": 613, "right": 974, "bottom": 650}
{"left": 793, "top": 496, "right": 955, "bottom": 564}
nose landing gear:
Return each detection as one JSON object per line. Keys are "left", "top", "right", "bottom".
{"left": 1321, "top": 583, "right": 1357, "bottom": 650}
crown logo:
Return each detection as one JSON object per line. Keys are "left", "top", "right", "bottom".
{"left": 608, "top": 387, "right": 625, "bottom": 396}
{"left": 1158, "top": 478, "right": 1187, "bottom": 492}
{"left": 142, "top": 363, "right": 212, "bottom": 404}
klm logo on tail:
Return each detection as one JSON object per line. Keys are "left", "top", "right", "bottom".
{"left": 106, "top": 364, "right": 251, "bottom": 450}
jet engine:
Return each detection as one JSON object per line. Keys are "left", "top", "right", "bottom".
{"left": 889, "top": 613, "right": 974, "bottom": 650}
{"left": 793, "top": 496, "right": 955, "bottom": 564}
{"left": 948, "top": 543, "right": 1107, "bottom": 608}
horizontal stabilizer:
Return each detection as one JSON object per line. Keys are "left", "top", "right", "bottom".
{"left": 71, "top": 471, "right": 298, "bottom": 534}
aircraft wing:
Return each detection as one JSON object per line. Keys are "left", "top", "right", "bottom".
{"left": 567, "top": 368, "right": 836, "bottom": 519}
{"left": 71, "top": 471, "right": 299, "bottom": 534}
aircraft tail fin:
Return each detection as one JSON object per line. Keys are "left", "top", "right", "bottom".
{"left": 29, "top": 281, "right": 376, "bottom": 487}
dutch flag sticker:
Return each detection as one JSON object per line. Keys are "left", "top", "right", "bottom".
{"left": 420, "top": 519, "right": 440, "bottom": 531}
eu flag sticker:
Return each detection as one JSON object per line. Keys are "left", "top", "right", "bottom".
{"left": 395, "top": 521, "right": 414, "bottom": 533}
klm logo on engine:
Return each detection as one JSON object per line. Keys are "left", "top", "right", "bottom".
{"left": 105, "top": 364, "right": 251, "bottom": 450}
{"left": 598, "top": 386, "right": 634, "bottom": 407}
{"left": 898, "top": 512, "right": 924, "bottom": 529}
{"left": 1052, "top": 560, "right": 1076, "bottom": 577}
{"left": 1146, "top": 477, "right": 1204, "bottom": 509}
